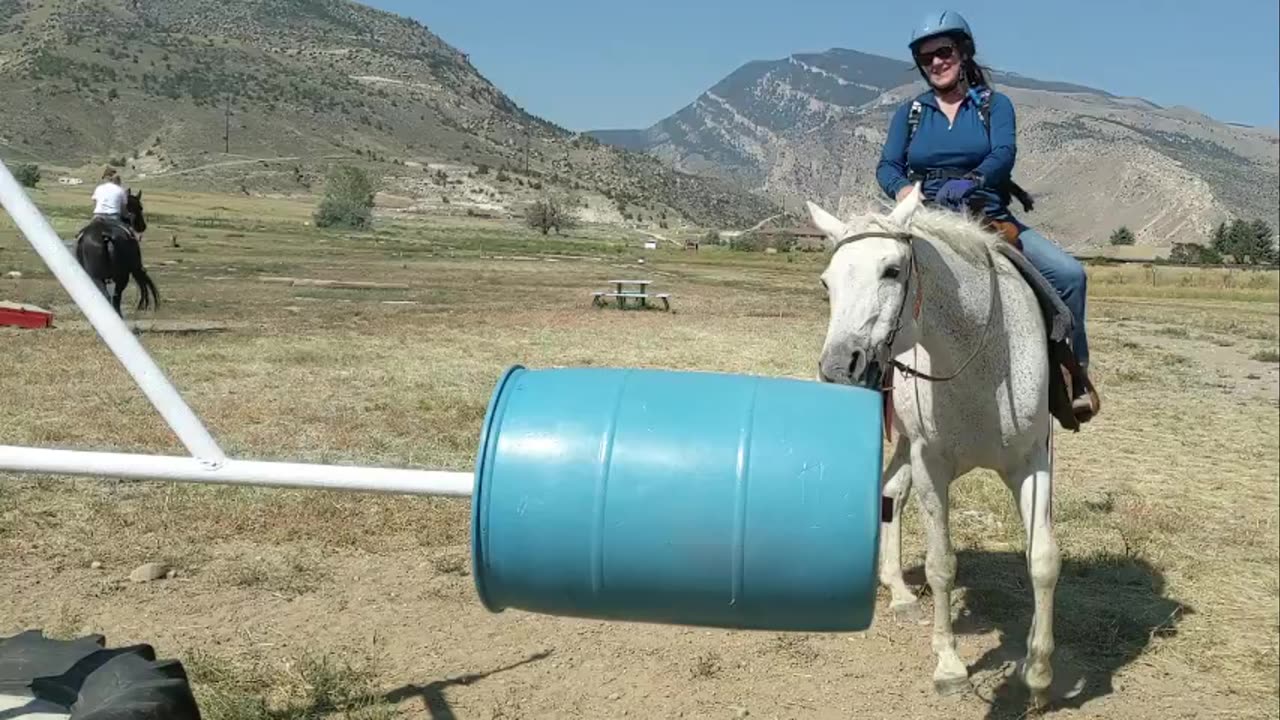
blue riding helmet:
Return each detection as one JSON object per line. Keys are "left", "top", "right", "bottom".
{"left": 909, "top": 10, "right": 974, "bottom": 52}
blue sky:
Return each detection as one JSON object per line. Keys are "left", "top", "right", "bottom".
{"left": 371, "top": 1, "right": 1280, "bottom": 131}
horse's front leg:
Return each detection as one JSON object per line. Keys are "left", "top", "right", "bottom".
{"left": 1003, "top": 435, "right": 1061, "bottom": 707}
{"left": 913, "top": 444, "right": 968, "bottom": 695}
{"left": 880, "top": 435, "right": 919, "bottom": 618}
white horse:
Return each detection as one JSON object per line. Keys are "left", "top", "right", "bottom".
{"left": 807, "top": 184, "right": 1061, "bottom": 706}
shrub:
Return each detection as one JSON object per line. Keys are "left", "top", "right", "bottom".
{"left": 314, "top": 164, "right": 377, "bottom": 229}
{"left": 731, "top": 232, "right": 781, "bottom": 252}
{"left": 13, "top": 164, "right": 40, "bottom": 188}
{"left": 525, "top": 194, "right": 579, "bottom": 235}
{"left": 1109, "top": 227, "right": 1136, "bottom": 246}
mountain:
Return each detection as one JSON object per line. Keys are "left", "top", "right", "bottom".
{"left": 0, "top": 0, "right": 778, "bottom": 229}
{"left": 588, "top": 49, "right": 1280, "bottom": 248}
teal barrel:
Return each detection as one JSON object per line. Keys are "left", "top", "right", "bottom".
{"left": 470, "top": 365, "right": 883, "bottom": 632}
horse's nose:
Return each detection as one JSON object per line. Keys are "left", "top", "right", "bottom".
{"left": 818, "top": 344, "right": 867, "bottom": 386}
{"left": 817, "top": 361, "right": 836, "bottom": 384}
{"left": 848, "top": 349, "right": 867, "bottom": 383}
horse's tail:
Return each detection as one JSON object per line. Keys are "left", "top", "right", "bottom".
{"left": 132, "top": 264, "right": 159, "bottom": 311}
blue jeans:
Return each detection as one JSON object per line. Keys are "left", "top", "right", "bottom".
{"left": 1018, "top": 227, "right": 1090, "bottom": 367}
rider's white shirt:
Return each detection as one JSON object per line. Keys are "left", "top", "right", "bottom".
{"left": 92, "top": 182, "right": 126, "bottom": 215}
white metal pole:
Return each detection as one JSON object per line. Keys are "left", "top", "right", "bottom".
{"left": 0, "top": 445, "right": 474, "bottom": 497}
{"left": 0, "top": 160, "right": 225, "bottom": 465}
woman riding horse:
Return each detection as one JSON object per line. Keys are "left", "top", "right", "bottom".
{"left": 876, "top": 10, "right": 1097, "bottom": 422}
{"left": 75, "top": 167, "right": 157, "bottom": 317}
{"left": 89, "top": 166, "right": 137, "bottom": 243}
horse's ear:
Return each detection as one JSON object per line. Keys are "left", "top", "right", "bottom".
{"left": 887, "top": 183, "right": 923, "bottom": 227}
{"left": 805, "top": 201, "right": 846, "bottom": 245}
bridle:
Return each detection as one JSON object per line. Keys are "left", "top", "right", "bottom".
{"left": 828, "top": 228, "right": 996, "bottom": 385}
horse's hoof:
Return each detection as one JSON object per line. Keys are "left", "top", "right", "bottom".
{"left": 889, "top": 600, "right": 924, "bottom": 622}
{"left": 933, "top": 673, "right": 972, "bottom": 697}
{"left": 1018, "top": 663, "right": 1055, "bottom": 708}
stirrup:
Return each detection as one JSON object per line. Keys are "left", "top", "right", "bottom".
{"left": 1071, "top": 370, "right": 1100, "bottom": 424}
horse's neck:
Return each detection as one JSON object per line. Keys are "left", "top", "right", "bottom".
{"left": 907, "top": 237, "right": 995, "bottom": 365}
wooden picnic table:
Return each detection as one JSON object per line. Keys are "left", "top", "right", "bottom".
{"left": 592, "top": 279, "right": 670, "bottom": 310}
{"left": 609, "top": 279, "right": 651, "bottom": 293}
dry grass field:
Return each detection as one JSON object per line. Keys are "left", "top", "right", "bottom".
{"left": 2, "top": 186, "right": 1278, "bottom": 720}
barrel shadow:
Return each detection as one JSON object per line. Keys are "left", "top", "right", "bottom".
{"left": 377, "top": 650, "right": 553, "bottom": 720}
{"left": 936, "top": 549, "right": 1191, "bottom": 719}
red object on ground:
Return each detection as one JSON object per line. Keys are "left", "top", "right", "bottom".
{"left": 0, "top": 301, "right": 54, "bottom": 329}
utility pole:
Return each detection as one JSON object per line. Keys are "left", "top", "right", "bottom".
{"left": 223, "top": 94, "right": 231, "bottom": 154}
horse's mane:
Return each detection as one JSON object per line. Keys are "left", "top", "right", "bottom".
{"left": 855, "top": 203, "right": 1001, "bottom": 269}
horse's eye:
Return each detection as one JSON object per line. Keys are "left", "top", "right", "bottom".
{"left": 883, "top": 266, "right": 901, "bottom": 280}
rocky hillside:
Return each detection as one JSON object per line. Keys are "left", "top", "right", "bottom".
{"left": 0, "top": 0, "right": 778, "bottom": 229}
{"left": 589, "top": 49, "right": 1279, "bottom": 249}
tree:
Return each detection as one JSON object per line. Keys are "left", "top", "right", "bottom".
{"left": 314, "top": 164, "right": 377, "bottom": 229}
{"left": 524, "top": 193, "right": 579, "bottom": 235}
{"left": 1109, "top": 226, "right": 1135, "bottom": 246}
{"left": 1243, "top": 219, "right": 1278, "bottom": 266}
{"left": 1168, "top": 243, "right": 1195, "bottom": 265}
{"left": 1169, "top": 242, "right": 1221, "bottom": 265}
{"left": 1210, "top": 221, "right": 1231, "bottom": 257}
{"left": 13, "top": 164, "right": 40, "bottom": 188}
{"left": 1198, "top": 244, "right": 1224, "bottom": 265}
{"left": 1210, "top": 218, "right": 1277, "bottom": 265}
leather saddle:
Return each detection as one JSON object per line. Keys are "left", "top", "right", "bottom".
{"left": 78, "top": 215, "right": 137, "bottom": 247}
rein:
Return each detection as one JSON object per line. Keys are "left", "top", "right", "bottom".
{"left": 830, "top": 228, "right": 997, "bottom": 385}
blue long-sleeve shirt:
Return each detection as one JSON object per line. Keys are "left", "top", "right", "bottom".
{"left": 875, "top": 87, "right": 1018, "bottom": 220}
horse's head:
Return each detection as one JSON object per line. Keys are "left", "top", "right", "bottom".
{"left": 808, "top": 184, "right": 924, "bottom": 387}
{"left": 125, "top": 189, "right": 147, "bottom": 234}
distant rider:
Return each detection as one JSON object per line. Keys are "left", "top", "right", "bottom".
{"left": 89, "top": 167, "right": 136, "bottom": 243}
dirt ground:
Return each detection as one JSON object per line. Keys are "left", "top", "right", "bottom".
{"left": 2, "top": 194, "right": 1278, "bottom": 719}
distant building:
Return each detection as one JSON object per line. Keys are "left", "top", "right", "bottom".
{"left": 57, "top": 177, "right": 84, "bottom": 186}
{"left": 751, "top": 222, "right": 828, "bottom": 251}
{"left": 1072, "top": 245, "right": 1170, "bottom": 264}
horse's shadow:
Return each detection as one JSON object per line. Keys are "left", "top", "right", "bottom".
{"left": 906, "top": 549, "right": 1190, "bottom": 719}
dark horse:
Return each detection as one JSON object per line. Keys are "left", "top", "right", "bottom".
{"left": 74, "top": 189, "right": 159, "bottom": 318}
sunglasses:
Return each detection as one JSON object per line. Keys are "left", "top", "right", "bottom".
{"left": 914, "top": 45, "right": 957, "bottom": 66}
